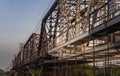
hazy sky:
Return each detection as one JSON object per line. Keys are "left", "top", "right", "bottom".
{"left": 0, "top": 0, "right": 53, "bottom": 70}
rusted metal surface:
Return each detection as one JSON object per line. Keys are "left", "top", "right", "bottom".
{"left": 11, "top": 0, "right": 120, "bottom": 76}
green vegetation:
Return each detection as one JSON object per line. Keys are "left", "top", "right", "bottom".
{"left": 0, "top": 69, "right": 4, "bottom": 73}
{"left": 0, "top": 69, "right": 10, "bottom": 76}
{"left": 70, "top": 65, "right": 94, "bottom": 76}
{"left": 27, "top": 66, "right": 43, "bottom": 76}
{"left": 70, "top": 65, "right": 120, "bottom": 76}
{"left": 4, "top": 71, "right": 10, "bottom": 76}
{"left": 25, "top": 65, "right": 120, "bottom": 76}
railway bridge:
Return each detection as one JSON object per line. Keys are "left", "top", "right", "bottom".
{"left": 11, "top": 0, "right": 120, "bottom": 76}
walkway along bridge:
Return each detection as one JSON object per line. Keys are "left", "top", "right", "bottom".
{"left": 11, "top": 0, "right": 120, "bottom": 76}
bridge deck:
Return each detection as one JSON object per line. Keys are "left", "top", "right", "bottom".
{"left": 65, "top": 41, "right": 120, "bottom": 59}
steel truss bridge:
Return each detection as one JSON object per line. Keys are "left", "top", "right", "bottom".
{"left": 11, "top": 0, "right": 120, "bottom": 76}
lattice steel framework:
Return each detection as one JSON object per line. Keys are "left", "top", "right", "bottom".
{"left": 11, "top": 0, "right": 120, "bottom": 76}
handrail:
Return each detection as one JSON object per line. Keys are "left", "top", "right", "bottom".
{"left": 89, "top": 1, "right": 120, "bottom": 31}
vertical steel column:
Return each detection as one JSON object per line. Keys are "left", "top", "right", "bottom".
{"left": 93, "top": 39, "right": 95, "bottom": 76}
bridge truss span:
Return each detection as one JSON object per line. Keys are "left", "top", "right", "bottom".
{"left": 11, "top": 0, "right": 120, "bottom": 76}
